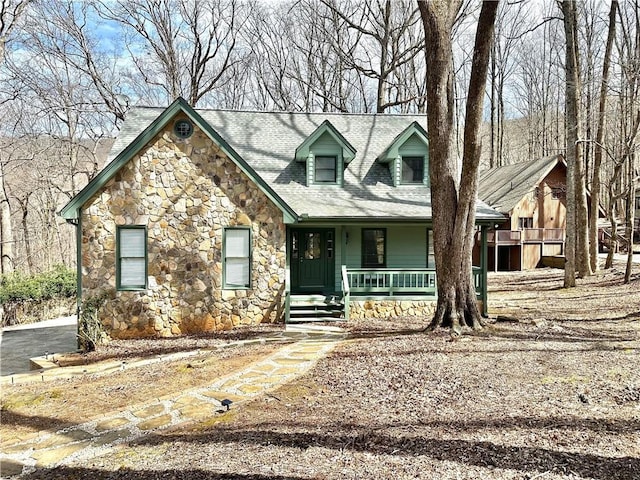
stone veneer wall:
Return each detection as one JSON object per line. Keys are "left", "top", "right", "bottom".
{"left": 81, "top": 116, "right": 286, "bottom": 338}
{"left": 348, "top": 299, "right": 436, "bottom": 319}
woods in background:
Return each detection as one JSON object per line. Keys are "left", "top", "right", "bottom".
{"left": 0, "top": 0, "right": 638, "bottom": 284}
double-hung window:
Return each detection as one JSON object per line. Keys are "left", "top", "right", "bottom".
{"left": 117, "top": 226, "right": 147, "bottom": 290}
{"left": 224, "top": 227, "right": 251, "bottom": 289}
{"left": 314, "top": 155, "right": 337, "bottom": 183}
{"left": 401, "top": 156, "right": 425, "bottom": 184}
{"left": 362, "top": 228, "right": 386, "bottom": 267}
{"left": 518, "top": 217, "right": 534, "bottom": 229}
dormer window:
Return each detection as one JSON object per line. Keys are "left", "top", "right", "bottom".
{"left": 315, "top": 155, "right": 337, "bottom": 183}
{"left": 401, "top": 156, "right": 425, "bottom": 184}
{"left": 295, "top": 120, "right": 356, "bottom": 187}
{"left": 377, "top": 121, "right": 429, "bottom": 187}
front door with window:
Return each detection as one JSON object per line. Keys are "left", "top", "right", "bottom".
{"left": 290, "top": 228, "right": 335, "bottom": 293}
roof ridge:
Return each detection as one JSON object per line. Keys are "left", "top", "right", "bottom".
{"left": 129, "top": 104, "right": 426, "bottom": 118}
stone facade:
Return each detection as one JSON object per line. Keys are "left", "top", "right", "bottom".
{"left": 81, "top": 115, "right": 286, "bottom": 338}
{"left": 348, "top": 299, "right": 436, "bottom": 319}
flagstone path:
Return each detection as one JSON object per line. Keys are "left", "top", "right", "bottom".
{"left": 0, "top": 328, "right": 344, "bottom": 478}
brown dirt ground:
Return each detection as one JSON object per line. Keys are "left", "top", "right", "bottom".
{"left": 7, "top": 264, "right": 640, "bottom": 479}
{"left": 0, "top": 325, "right": 287, "bottom": 445}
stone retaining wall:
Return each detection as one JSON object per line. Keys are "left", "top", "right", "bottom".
{"left": 348, "top": 299, "right": 436, "bottom": 319}
{"left": 81, "top": 115, "right": 286, "bottom": 338}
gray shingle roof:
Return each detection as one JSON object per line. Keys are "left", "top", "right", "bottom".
{"left": 477, "top": 155, "right": 564, "bottom": 214}
{"left": 109, "top": 106, "right": 503, "bottom": 222}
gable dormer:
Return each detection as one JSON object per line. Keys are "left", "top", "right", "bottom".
{"left": 295, "top": 120, "right": 356, "bottom": 186}
{"left": 377, "top": 122, "right": 429, "bottom": 187}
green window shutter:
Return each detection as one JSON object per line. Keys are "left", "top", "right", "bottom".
{"left": 224, "top": 228, "right": 251, "bottom": 288}
{"left": 117, "top": 226, "right": 147, "bottom": 290}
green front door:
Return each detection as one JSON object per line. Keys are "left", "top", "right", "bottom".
{"left": 290, "top": 228, "right": 335, "bottom": 293}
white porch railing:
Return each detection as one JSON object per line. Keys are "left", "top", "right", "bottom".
{"left": 344, "top": 267, "right": 483, "bottom": 297}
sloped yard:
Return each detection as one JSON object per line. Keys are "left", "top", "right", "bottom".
{"left": 12, "top": 265, "right": 640, "bottom": 479}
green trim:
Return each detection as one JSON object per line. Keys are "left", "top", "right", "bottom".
{"left": 361, "top": 228, "right": 387, "bottom": 268}
{"left": 75, "top": 214, "right": 82, "bottom": 349}
{"left": 59, "top": 97, "right": 297, "bottom": 223}
{"left": 222, "top": 226, "right": 252, "bottom": 289}
{"left": 399, "top": 155, "right": 428, "bottom": 186}
{"left": 313, "top": 155, "right": 338, "bottom": 184}
{"left": 116, "top": 225, "right": 148, "bottom": 291}
{"left": 75, "top": 215, "right": 82, "bottom": 304}
{"left": 294, "top": 120, "right": 356, "bottom": 164}
{"left": 377, "top": 121, "right": 428, "bottom": 163}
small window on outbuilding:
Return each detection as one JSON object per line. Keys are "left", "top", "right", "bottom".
{"left": 551, "top": 187, "right": 565, "bottom": 199}
{"left": 518, "top": 217, "right": 533, "bottom": 229}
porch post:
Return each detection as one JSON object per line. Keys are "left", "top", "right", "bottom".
{"left": 285, "top": 227, "right": 291, "bottom": 323}
{"left": 481, "top": 225, "right": 488, "bottom": 316}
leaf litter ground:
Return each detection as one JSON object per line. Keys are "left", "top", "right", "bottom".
{"left": 7, "top": 265, "right": 640, "bottom": 479}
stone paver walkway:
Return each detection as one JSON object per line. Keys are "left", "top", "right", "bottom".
{"left": 0, "top": 328, "right": 344, "bottom": 478}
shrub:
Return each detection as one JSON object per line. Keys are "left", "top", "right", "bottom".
{"left": 78, "top": 293, "right": 110, "bottom": 352}
{"left": 0, "top": 266, "right": 77, "bottom": 326}
{"left": 0, "top": 265, "right": 76, "bottom": 304}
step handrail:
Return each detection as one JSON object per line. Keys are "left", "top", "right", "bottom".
{"left": 341, "top": 265, "right": 350, "bottom": 321}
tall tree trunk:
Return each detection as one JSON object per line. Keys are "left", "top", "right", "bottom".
{"left": 0, "top": 161, "right": 14, "bottom": 274}
{"left": 19, "top": 197, "right": 33, "bottom": 274}
{"left": 625, "top": 154, "right": 635, "bottom": 283}
{"left": 562, "top": 0, "right": 584, "bottom": 286}
{"left": 590, "top": 0, "right": 618, "bottom": 273}
{"left": 418, "top": 0, "right": 499, "bottom": 334}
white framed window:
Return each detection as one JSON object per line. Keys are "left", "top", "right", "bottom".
{"left": 117, "top": 226, "right": 147, "bottom": 290}
{"left": 224, "top": 228, "right": 251, "bottom": 289}
{"left": 518, "top": 217, "right": 534, "bottom": 229}
{"left": 401, "top": 156, "right": 425, "bottom": 184}
{"left": 314, "top": 155, "right": 337, "bottom": 183}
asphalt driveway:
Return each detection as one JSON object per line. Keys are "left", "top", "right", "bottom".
{"left": 0, "top": 316, "right": 78, "bottom": 376}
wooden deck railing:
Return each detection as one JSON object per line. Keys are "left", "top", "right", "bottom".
{"left": 489, "top": 228, "right": 564, "bottom": 244}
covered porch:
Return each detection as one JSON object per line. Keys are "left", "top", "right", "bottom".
{"left": 284, "top": 224, "right": 489, "bottom": 322}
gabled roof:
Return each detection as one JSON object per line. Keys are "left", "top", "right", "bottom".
{"left": 478, "top": 155, "right": 565, "bottom": 214}
{"left": 377, "top": 121, "right": 428, "bottom": 163}
{"left": 62, "top": 100, "right": 504, "bottom": 223}
{"left": 59, "top": 98, "right": 297, "bottom": 223}
{"left": 294, "top": 120, "right": 357, "bottom": 163}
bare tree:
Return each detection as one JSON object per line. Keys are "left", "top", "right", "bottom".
{"left": 0, "top": 0, "right": 31, "bottom": 61}
{"left": 561, "top": 0, "right": 592, "bottom": 286}
{"left": 488, "top": 1, "right": 531, "bottom": 167}
{"left": 588, "top": 0, "right": 618, "bottom": 273}
{"left": 418, "top": 0, "right": 499, "bottom": 333}
{"left": 323, "top": 0, "right": 425, "bottom": 113}
{"left": 95, "top": 0, "right": 245, "bottom": 107}
{"left": 0, "top": 0, "right": 32, "bottom": 274}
